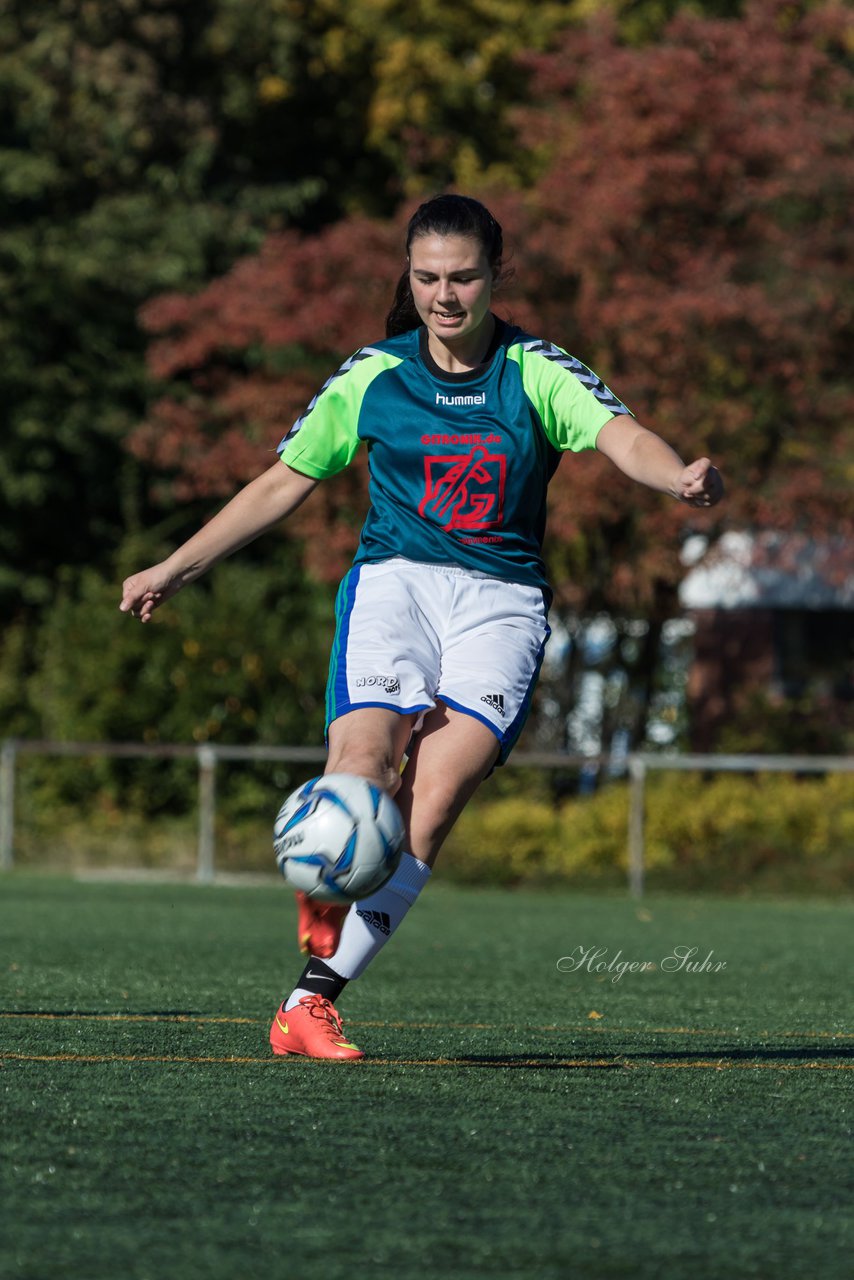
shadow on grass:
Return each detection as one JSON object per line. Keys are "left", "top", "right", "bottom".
{"left": 371, "top": 1039, "right": 854, "bottom": 1070}
{"left": 368, "top": 1045, "right": 854, "bottom": 1070}
{"left": 4, "top": 1012, "right": 851, "bottom": 1069}
{"left": 618, "top": 1045, "right": 854, "bottom": 1062}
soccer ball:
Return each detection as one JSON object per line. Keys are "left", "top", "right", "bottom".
{"left": 273, "top": 773, "right": 405, "bottom": 903}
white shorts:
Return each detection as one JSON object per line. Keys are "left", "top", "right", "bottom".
{"left": 325, "top": 558, "right": 551, "bottom": 763}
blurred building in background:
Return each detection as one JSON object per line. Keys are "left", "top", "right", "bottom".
{"left": 681, "top": 533, "right": 854, "bottom": 751}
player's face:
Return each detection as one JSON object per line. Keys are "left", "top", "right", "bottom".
{"left": 409, "top": 233, "right": 495, "bottom": 348}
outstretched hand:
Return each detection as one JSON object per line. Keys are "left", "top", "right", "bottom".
{"left": 119, "top": 562, "right": 180, "bottom": 623}
{"left": 677, "top": 458, "right": 724, "bottom": 508}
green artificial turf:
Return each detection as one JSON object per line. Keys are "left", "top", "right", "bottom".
{"left": 2, "top": 875, "right": 852, "bottom": 1279}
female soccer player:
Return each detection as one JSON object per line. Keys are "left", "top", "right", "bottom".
{"left": 121, "top": 195, "right": 723, "bottom": 1060}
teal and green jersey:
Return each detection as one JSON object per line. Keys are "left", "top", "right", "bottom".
{"left": 278, "top": 319, "right": 632, "bottom": 600}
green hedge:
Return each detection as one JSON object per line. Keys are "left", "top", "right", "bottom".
{"left": 441, "top": 771, "right": 854, "bottom": 894}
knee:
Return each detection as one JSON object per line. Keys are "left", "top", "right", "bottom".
{"left": 326, "top": 709, "right": 413, "bottom": 796}
{"left": 325, "top": 743, "right": 401, "bottom": 797}
{"left": 401, "top": 769, "right": 458, "bottom": 830}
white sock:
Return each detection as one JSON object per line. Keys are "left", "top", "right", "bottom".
{"left": 330, "top": 852, "right": 432, "bottom": 979}
{"left": 284, "top": 853, "right": 431, "bottom": 1010}
{"left": 285, "top": 987, "right": 319, "bottom": 1011}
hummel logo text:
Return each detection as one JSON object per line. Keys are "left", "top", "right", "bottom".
{"left": 435, "top": 392, "right": 486, "bottom": 406}
{"left": 356, "top": 909, "right": 392, "bottom": 935}
{"left": 480, "top": 693, "right": 506, "bottom": 717}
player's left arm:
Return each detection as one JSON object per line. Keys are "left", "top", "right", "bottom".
{"left": 595, "top": 416, "right": 724, "bottom": 509}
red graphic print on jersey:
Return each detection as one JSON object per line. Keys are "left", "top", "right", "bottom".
{"left": 419, "top": 445, "right": 506, "bottom": 531}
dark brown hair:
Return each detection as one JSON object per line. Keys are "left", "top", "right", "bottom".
{"left": 385, "top": 194, "right": 504, "bottom": 338}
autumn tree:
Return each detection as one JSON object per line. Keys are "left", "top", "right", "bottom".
{"left": 0, "top": 0, "right": 310, "bottom": 616}
{"left": 507, "top": 0, "right": 853, "bottom": 616}
{"left": 503, "top": 0, "right": 854, "bottom": 747}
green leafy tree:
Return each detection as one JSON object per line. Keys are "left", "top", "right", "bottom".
{"left": 0, "top": 0, "right": 321, "bottom": 615}
{"left": 25, "top": 548, "right": 334, "bottom": 812}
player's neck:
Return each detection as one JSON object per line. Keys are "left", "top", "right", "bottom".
{"left": 426, "top": 313, "right": 496, "bottom": 374}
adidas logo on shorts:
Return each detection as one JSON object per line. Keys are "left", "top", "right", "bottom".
{"left": 356, "top": 909, "right": 392, "bottom": 935}
{"left": 480, "top": 693, "right": 506, "bottom": 717}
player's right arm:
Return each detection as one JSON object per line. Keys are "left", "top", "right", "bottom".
{"left": 119, "top": 461, "right": 318, "bottom": 622}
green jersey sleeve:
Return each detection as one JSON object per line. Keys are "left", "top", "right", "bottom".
{"left": 507, "top": 336, "right": 632, "bottom": 452}
{"left": 278, "top": 347, "right": 403, "bottom": 478}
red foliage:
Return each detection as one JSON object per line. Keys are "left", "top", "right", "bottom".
{"left": 504, "top": 0, "right": 853, "bottom": 608}
{"left": 134, "top": 217, "right": 404, "bottom": 486}
{"left": 141, "top": 220, "right": 404, "bottom": 379}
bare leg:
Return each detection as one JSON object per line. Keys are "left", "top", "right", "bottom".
{"left": 325, "top": 706, "right": 417, "bottom": 797}
{"left": 395, "top": 702, "right": 500, "bottom": 867}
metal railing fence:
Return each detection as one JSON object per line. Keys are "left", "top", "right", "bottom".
{"left": 1, "top": 738, "right": 852, "bottom": 895}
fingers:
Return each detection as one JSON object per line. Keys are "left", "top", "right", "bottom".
{"left": 120, "top": 573, "right": 164, "bottom": 622}
{"left": 119, "top": 580, "right": 138, "bottom": 615}
{"left": 679, "top": 458, "right": 724, "bottom": 507}
{"left": 681, "top": 456, "right": 712, "bottom": 487}
{"left": 134, "top": 594, "right": 161, "bottom": 623}
{"left": 119, "top": 576, "right": 145, "bottom": 616}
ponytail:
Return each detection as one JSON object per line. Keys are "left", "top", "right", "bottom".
{"left": 385, "top": 269, "right": 421, "bottom": 338}
{"left": 384, "top": 194, "right": 504, "bottom": 339}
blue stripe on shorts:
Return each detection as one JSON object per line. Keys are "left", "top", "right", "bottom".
{"left": 326, "top": 565, "right": 361, "bottom": 728}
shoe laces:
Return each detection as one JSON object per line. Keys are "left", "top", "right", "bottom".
{"left": 301, "top": 994, "right": 344, "bottom": 1035}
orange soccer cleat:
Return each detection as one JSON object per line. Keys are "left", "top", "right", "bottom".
{"left": 295, "top": 890, "right": 349, "bottom": 959}
{"left": 269, "top": 994, "right": 364, "bottom": 1060}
